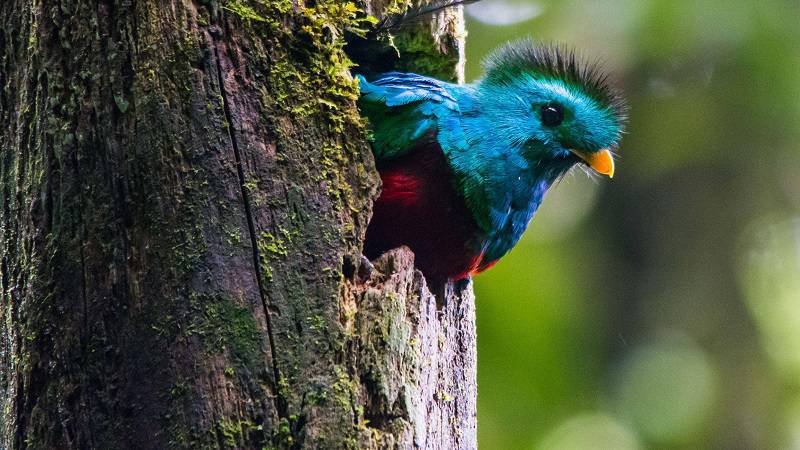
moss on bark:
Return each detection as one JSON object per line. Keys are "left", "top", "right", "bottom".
{"left": 0, "top": 1, "right": 473, "bottom": 449}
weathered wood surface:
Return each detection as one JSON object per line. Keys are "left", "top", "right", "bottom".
{"left": 349, "top": 248, "right": 477, "bottom": 449}
{"left": 0, "top": 1, "right": 474, "bottom": 448}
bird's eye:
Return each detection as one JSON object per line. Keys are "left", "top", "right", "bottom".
{"left": 540, "top": 104, "right": 564, "bottom": 127}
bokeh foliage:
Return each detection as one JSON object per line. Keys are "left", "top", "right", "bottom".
{"left": 466, "top": 0, "right": 800, "bottom": 448}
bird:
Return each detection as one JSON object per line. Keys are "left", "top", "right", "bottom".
{"left": 357, "top": 39, "right": 626, "bottom": 283}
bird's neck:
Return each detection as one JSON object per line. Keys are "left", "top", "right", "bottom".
{"left": 446, "top": 85, "right": 576, "bottom": 235}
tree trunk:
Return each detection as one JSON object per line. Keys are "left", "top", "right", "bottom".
{"left": 0, "top": 1, "right": 474, "bottom": 449}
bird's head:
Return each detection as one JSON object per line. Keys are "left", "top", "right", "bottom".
{"left": 477, "top": 39, "right": 627, "bottom": 178}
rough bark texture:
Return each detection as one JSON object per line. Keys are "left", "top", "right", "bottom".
{"left": 0, "top": 1, "right": 473, "bottom": 449}
{"left": 348, "top": 248, "right": 476, "bottom": 449}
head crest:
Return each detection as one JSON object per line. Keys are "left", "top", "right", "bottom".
{"left": 482, "top": 38, "right": 627, "bottom": 120}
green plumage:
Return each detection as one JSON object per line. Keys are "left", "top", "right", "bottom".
{"left": 359, "top": 39, "right": 626, "bottom": 279}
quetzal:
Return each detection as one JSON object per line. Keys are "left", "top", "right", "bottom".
{"left": 358, "top": 39, "right": 626, "bottom": 281}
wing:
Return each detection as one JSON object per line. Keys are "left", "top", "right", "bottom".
{"left": 356, "top": 72, "right": 461, "bottom": 160}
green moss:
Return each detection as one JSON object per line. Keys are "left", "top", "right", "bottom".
{"left": 197, "top": 13, "right": 210, "bottom": 27}
{"left": 213, "top": 1, "right": 385, "bottom": 447}
{"left": 242, "top": 178, "right": 266, "bottom": 207}
{"left": 217, "top": 418, "right": 256, "bottom": 447}
{"left": 392, "top": 30, "right": 459, "bottom": 82}
{"left": 277, "top": 375, "right": 291, "bottom": 399}
{"left": 306, "top": 314, "right": 330, "bottom": 340}
{"left": 261, "top": 264, "right": 273, "bottom": 282}
{"left": 169, "top": 379, "right": 189, "bottom": 399}
{"left": 331, "top": 365, "right": 358, "bottom": 415}
{"left": 186, "top": 292, "right": 264, "bottom": 368}
{"left": 318, "top": 144, "right": 355, "bottom": 205}
{"left": 170, "top": 223, "right": 209, "bottom": 274}
{"left": 225, "top": 0, "right": 371, "bottom": 133}
{"left": 438, "top": 390, "right": 453, "bottom": 402}
{"left": 163, "top": 295, "right": 267, "bottom": 448}
{"left": 255, "top": 225, "right": 301, "bottom": 284}
{"left": 257, "top": 231, "right": 288, "bottom": 257}
{"left": 223, "top": 224, "right": 243, "bottom": 248}
{"left": 382, "top": 0, "right": 415, "bottom": 16}
{"left": 114, "top": 94, "right": 130, "bottom": 113}
{"left": 270, "top": 416, "right": 296, "bottom": 448}
{"left": 224, "top": 1, "right": 269, "bottom": 23}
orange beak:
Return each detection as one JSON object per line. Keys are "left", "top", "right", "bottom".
{"left": 570, "top": 148, "right": 615, "bottom": 178}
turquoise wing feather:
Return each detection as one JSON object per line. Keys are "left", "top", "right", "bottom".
{"left": 356, "top": 73, "right": 462, "bottom": 160}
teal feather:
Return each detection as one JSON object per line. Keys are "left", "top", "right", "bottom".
{"left": 358, "top": 39, "right": 626, "bottom": 277}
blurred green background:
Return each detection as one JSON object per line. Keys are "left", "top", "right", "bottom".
{"left": 463, "top": 0, "right": 800, "bottom": 448}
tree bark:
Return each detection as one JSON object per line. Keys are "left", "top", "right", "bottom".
{"left": 0, "top": 1, "right": 474, "bottom": 449}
